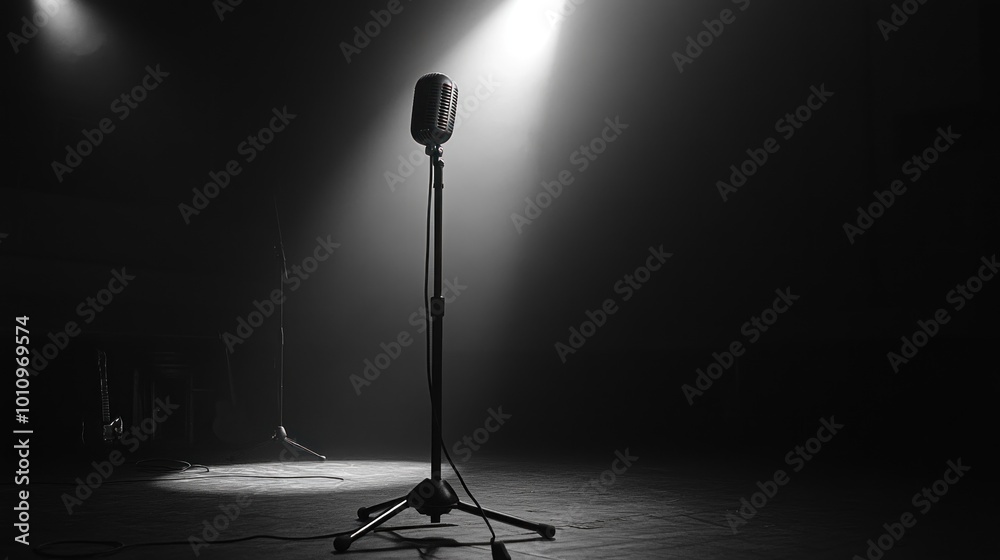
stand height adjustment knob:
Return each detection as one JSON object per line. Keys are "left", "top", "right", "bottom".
{"left": 430, "top": 296, "right": 445, "bottom": 317}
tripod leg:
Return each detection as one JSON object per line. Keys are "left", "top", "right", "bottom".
{"left": 357, "top": 496, "right": 408, "bottom": 520}
{"left": 334, "top": 499, "right": 409, "bottom": 552}
{"left": 281, "top": 436, "right": 326, "bottom": 460}
{"left": 454, "top": 501, "right": 556, "bottom": 539}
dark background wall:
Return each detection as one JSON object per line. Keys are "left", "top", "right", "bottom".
{"left": 4, "top": 0, "right": 996, "bottom": 471}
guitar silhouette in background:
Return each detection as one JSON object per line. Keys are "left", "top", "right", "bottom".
{"left": 81, "top": 349, "right": 124, "bottom": 450}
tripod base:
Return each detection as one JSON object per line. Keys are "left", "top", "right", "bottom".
{"left": 334, "top": 478, "right": 555, "bottom": 553}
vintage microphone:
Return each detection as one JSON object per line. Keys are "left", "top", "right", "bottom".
{"left": 410, "top": 72, "right": 458, "bottom": 148}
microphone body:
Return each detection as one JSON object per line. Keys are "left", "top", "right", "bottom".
{"left": 411, "top": 73, "right": 459, "bottom": 147}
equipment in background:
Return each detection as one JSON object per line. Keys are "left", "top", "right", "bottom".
{"left": 81, "top": 349, "right": 123, "bottom": 449}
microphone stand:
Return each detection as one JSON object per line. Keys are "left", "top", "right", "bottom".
{"left": 270, "top": 198, "right": 325, "bottom": 460}
{"left": 334, "top": 146, "right": 554, "bottom": 556}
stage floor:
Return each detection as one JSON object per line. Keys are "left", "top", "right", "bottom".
{"left": 19, "top": 453, "right": 991, "bottom": 559}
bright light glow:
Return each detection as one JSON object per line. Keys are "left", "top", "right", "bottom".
{"left": 148, "top": 461, "right": 427, "bottom": 495}
{"left": 314, "top": 0, "right": 571, "bottom": 403}
{"left": 422, "top": 0, "right": 569, "bottom": 355}
{"left": 454, "top": 0, "right": 567, "bottom": 69}
{"left": 33, "top": 0, "right": 106, "bottom": 57}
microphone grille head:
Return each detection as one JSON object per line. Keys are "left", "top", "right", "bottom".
{"left": 411, "top": 72, "right": 459, "bottom": 146}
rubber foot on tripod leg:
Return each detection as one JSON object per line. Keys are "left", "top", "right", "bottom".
{"left": 334, "top": 536, "right": 352, "bottom": 552}
{"left": 538, "top": 523, "right": 556, "bottom": 539}
{"left": 357, "top": 507, "right": 369, "bottom": 520}
{"left": 491, "top": 539, "right": 511, "bottom": 560}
